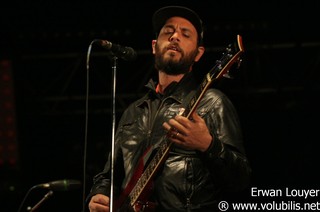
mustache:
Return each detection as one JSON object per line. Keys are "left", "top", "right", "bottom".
{"left": 166, "top": 42, "right": 182, "bottom": 52}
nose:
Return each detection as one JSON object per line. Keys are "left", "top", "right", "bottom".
{"left": 169, "top": 31, "right": 180, "bottom": 42}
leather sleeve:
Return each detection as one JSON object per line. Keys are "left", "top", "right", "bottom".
{"left": 86, "top": 132, "right": 126, "bottom": 204}
{"left": 200, "top": 89, "right": 252, "bottom": 192}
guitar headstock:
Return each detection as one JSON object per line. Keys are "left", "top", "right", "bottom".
{"left": 223, "top": 35, "right": 244, "bottom": 79}
{"left": 208, "top": 34, "right": 244, "bottom": 81}
{"left": 184, "top": 35, "right": 245, "bottom": 119}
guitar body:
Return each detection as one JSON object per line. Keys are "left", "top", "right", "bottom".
{"left": 115, "top": 177, "right": 156, "bottom": 212}
{"left": 114, "top": 147, "right": 157, "bottom": 212}
{"left": 114, "top": 35, "right": 244, "bottom": 211}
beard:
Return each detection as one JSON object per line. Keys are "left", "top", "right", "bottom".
{"left": 154, "top": 43, "right": 199, "bottom": 75}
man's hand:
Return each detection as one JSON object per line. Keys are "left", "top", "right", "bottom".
{"left": 163, "top": 111, "right": 213, "bottom": 152}
{"left": 88, "top": 194, "right": 110, "bottom": 212}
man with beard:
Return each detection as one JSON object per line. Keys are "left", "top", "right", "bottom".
{"left": 87, "top": 6, "right": 251, "bottom": 212}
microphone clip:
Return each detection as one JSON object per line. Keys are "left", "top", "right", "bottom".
{"left": 94, "top": 39, "right": 137, "bottom": 61}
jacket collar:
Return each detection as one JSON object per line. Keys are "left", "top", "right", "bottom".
{"left": 144, "top": 72, "right": 198, "bottom": 101}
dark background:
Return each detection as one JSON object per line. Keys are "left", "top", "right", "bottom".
{"left": 1, "top": 1, "right": 320, "bottom": 211}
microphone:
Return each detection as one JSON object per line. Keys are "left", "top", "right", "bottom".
{"left": 34, "top": 179, "right": 82, "bottom": 191}
{"left": 94, "top": 39, "right": 137, "bottom": 61}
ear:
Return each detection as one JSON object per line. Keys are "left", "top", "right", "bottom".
{"left": 194, "top": 46, "right": 205, "bottom": 62}
{"left": 152, "top": 40, "right": 157, "bottom": 54}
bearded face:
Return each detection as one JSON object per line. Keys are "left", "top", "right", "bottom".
{"left": 154, "top": 42, "right": 199, "bottom": 75}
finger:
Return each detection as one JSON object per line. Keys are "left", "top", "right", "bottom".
{"left": 174, "top": 116, "right": 195, "bottom": 133}
{"left": 169, "top": 117, "right": 186, "bottom": 131}
{"left": 190, "top": 111, "right": 201, "bottom": 122}
{"left": 162, "top": 122, "right": 179, "bottom": 137}
{"left": 162, "top": 122, "right": 172, "bottom": 131}
{"left": 168, "top": 127, "right": 179, "bottom": 138}
{"left": 172, "top": 130, "right": 180, "bottom": 138}
{"left": 161, "top": 117, "right": 180, "bottom": 133}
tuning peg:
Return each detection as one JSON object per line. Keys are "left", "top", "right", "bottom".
{"left": 236, "top": 58, "right": 242, "bottom": 69}
{"left": 223, "top": 71, "right": 234, "bottom": 79}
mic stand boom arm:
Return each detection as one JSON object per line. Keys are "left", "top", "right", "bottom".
{"left": 27, "top": 190, "right": 54, "bottom": 211}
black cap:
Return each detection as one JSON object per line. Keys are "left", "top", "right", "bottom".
{"left": 152, "top": 6, "right": 204, "bottom": 44}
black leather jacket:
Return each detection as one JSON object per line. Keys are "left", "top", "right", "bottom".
{"left": 87, "top": 72, "right": 251, "bottom": 211}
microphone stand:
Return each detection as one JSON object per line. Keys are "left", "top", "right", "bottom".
{"left": 109, "top": 55, "right": 118, "bottom": 212}
{"left": 27, "top": 190, "right": 54, "bottom": 211}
